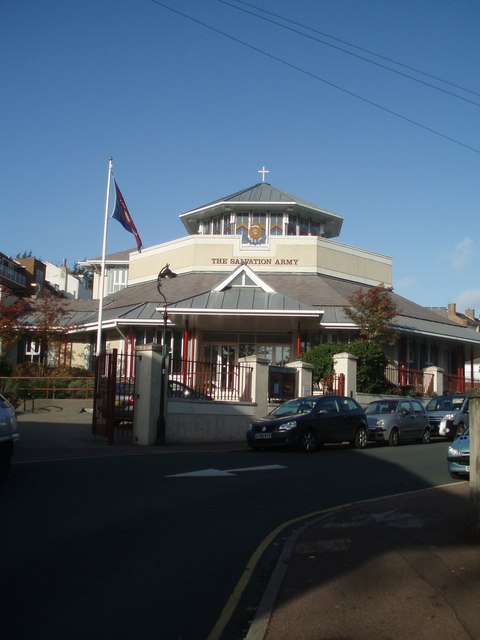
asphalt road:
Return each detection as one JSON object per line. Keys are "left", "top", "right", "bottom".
{"left": 2, "top": 440, "right": 454, "bottom": 640}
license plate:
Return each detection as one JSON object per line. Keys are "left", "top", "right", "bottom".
{"left": 254, "top": 433, "right": 272, "bottom": 440}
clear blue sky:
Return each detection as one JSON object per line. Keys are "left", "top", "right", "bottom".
{"left": 2, "top": 0, "right": 479, "bottom": 310}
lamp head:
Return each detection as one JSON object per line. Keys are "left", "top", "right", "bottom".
{"left": 157, "top": 264, "right": 177, "bottom": 296}
{"left": 158, "top": 264, "right": 177, "bottom": 281}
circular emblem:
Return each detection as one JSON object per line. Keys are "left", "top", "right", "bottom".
{"left": 249, "top": 224, "right": 263, "bottom": 240}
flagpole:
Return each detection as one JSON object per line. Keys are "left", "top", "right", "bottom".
{"left": 96, "top": 156, "right": 113, "bottom": 356}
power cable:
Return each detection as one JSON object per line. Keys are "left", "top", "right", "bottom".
{"left": 229, "top": 0, "right": 480, "bottom": 99}
{"left": 150, "top": 0, "right": 480, "bottom": 155}
{"left": 219, "top": 0, "right": 480, "bottom": 108}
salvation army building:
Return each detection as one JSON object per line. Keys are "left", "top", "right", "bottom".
{"left": 76, "top": 180, "right": 480, "bottom": 384}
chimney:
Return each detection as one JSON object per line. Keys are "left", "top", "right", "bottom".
{"left": 465, "top": 308, "right": 476, "bottom": 320}
{"left": 447, "top": 303, "right": 467, "bottom": 327}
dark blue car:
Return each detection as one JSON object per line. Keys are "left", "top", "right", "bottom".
{"left": 247, "top": 395, "right": 368, "bottom": 453}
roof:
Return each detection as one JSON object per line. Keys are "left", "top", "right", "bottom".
{"left": 179, "top": 183, "right": 343, "bottom": 238}
{"left": 79, "top": 248, "right": 136, "bottom": 266}
{"left": 48, "top": 269, "right": 480, "bottom": 351}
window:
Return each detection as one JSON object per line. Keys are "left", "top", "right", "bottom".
{"left": 223, "top": 214, "right": 232, "bottom": 235}
{"left": 310, "top": 220, "right": 321, "bottom": 236}
{"left": 286, "top": 214, "right": 297, "bottom": 235}
{"left": 299, "top": 217, "right": 309, "bottom": 236}
{"left": 107, "top": 267, "right": 128, "bottom": 293}
{"left": 399, "top": 401, "right": 412, "bottom": 415}
{"left": 236, "top": 213, "right": 249, "bottom": 242}
{"left": 317, "top": 397, "right": 339, "bottom": 413}
{"left": 412, "top": 400, "right": 424, "bottom": 415}
{"left": 270, "top": 214, "right": 283, "bottom": 236}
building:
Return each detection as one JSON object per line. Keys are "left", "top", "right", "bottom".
{"left": 45, "top": 261, "right": 91, "bottom": 300}
{"left": 69, "top": 181, "right": 480, "bottom": 390}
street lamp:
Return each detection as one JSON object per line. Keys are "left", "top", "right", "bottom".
{"left": 156, "top": 263, "right": 177, "bottom": 445}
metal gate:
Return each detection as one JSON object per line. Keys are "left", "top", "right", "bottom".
{"left": 92, "top": 350, "right": 137, "bottom": 444}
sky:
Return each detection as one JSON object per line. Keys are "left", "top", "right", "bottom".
{"left": 1, "top": 0, "right": 479, "bottom": 311}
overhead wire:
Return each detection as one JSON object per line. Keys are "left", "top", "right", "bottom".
{"left": 219, "top": 0, "right": 480, "bottom": 109}
{"left": 229, "top": 0, "right": 480, "bottom": 99}
{"left": 150, "top": 0, "right": 480, "bottom": 155}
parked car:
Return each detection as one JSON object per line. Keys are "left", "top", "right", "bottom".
{"left": 168, "top": 380, "right": 212, "bottom": 400}
{"left": 114, "top": 381, "right": 135, "bottom": 424}
{"left": 0, "top": 393, "right": 20, "bottom": 479}
{"left": 424, "top": 393, "right": 467, "bottom": 436}
{"left": 247, "top": 395, "right": 368, "bottom": 452}
{"left": 439, "top": 398, "right": 469, "bottom": 440}
{"left": 365, "top": 398, "right": 431, "bottom": 446}
{"left": 447, "top": 427, "right": 470, "bottom": 479}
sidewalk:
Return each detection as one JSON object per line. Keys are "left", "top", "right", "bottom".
{"left": 13, "top": 400, "right": 244, "bottom": 462}
{"left": 249, "top": 482, "right": 480, "bottom": 640}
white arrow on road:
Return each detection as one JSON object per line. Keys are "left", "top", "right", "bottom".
{"left": 166, "top": 464, "right": 287, "bottom": 478}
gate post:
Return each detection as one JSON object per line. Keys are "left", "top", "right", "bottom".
{"left": 286, "top": 360, "right": 313, "bottom": 397}
{"left": 239, "top": 356, "right": 269, "bottom": 417}
{"left": 333, "top": 352, "right": 358, "bottom": 398}
{"left": 469, "top": 388, "right": 480, "bottom": 539}
{"left": 133, "top": 343, "right": 163, "bottom": 446}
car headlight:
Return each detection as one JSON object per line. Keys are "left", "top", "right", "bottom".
{"left": 376, "top": 419, "right": 385, "bottom": 427}
{"left": 444, "top": 413, "right": 455, "bottom": 421}
{"left": 277, "top": 420, "right": 297, "bottom": 432}
{"left": 448, "top": 446, "right": 461, "bottom": 457}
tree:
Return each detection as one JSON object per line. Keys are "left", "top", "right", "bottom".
{"left": 23, "top": 291, "right": 71, "bottom": 372}
{"left": 70, "top": 262, "right": 93, "bottom": 289}
{"left": 0, "top": 287, "right": 27, "bottom": 353}
{"left": 343, "top": 284, "right": 398, "bottom": 345}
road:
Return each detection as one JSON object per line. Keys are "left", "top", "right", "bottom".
{"left": 2, "top": 440, "right": 454, "bottom": 640}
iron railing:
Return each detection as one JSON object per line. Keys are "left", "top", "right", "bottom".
{"left": 170, "top": 357, "right": 253, "bottom": 402}
{"left": 384, "top": 365, "right": 434, "bottom": 396}
{"left": 0, "top": 376, "right": 95, "bottom": 400}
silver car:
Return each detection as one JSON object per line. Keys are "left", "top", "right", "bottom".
{"left": 365, "top": 398, "right": 431, "bottom": 446}
{"left": 0, "top": 393, "right": 19, "bottom": 479}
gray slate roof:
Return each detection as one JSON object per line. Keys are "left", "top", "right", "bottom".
{"left": 179, "top": 183, "right": 343, "bottom": 237}
{"left": 46, "top": 270, "right": 480, "bottom": 349}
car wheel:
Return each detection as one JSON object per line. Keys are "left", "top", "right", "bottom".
{"left": 420, "top": 427, "right": 431, "bottom": 444}
{"left": 0, "top": 441, "right": 13, "bottom": 481}
{"left": 352, "top": 426, "right": 368, "bottom": 449}
{"left": 300, "top": 429, "right": 317, "bottom": 453}
{"left": 388, "top": 428, "right": 400, "bottom": 447}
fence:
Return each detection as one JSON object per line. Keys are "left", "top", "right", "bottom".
{"left": 169, "top": 358, "right": 253, "bottom": 402}
{"left": 383, "top": 366, "right": 434, "bottom": 396}
{"left": 0, "top": 376, "right": 95, "bottom": 402}
{"left": 444, "top": 374, "right": 480, "bottom": 394}
{"left": 316, "top": 373, "right": 345, "bottom": 396}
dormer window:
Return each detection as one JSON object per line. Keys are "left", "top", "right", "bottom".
{"left": 230, "top": 272, "right": 257, "bottom": 287}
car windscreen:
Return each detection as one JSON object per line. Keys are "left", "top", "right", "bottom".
{"left": 425, "top": 396, "right": 465, "bottom": 411}
{"left": 365, "top": 401, "right": 398, "bottom": 415}
{"left": 270, "top": 398, "right": 313, "bottom": 417}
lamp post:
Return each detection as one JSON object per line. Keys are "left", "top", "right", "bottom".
{"left": 156, "top": 264, "right": 177, "bottom": 445}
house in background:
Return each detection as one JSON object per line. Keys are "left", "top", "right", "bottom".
{"left": 45, "top": 261, "right": 91, "bottom": 300}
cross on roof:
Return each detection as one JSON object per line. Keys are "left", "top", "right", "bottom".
{"left": 258, "top": 165, "right": 269, "bottom": 182}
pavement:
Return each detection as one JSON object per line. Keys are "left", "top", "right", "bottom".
{"left": 12, "top": 401, "right": 480, "bottom": 640}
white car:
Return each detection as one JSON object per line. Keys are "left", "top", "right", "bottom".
{"left": 0, "top": 393, "right": 20, "bottom": 479}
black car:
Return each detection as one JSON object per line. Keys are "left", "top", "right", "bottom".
{"left": 247, "top": 395, "right": 368, "bottom": 452}
{"left": 168, "top": 380, "right": 212, "bottom": 400}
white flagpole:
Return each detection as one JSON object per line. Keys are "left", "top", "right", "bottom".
{"left": 96, "top": 156, "right": 113, "bottom": 356}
